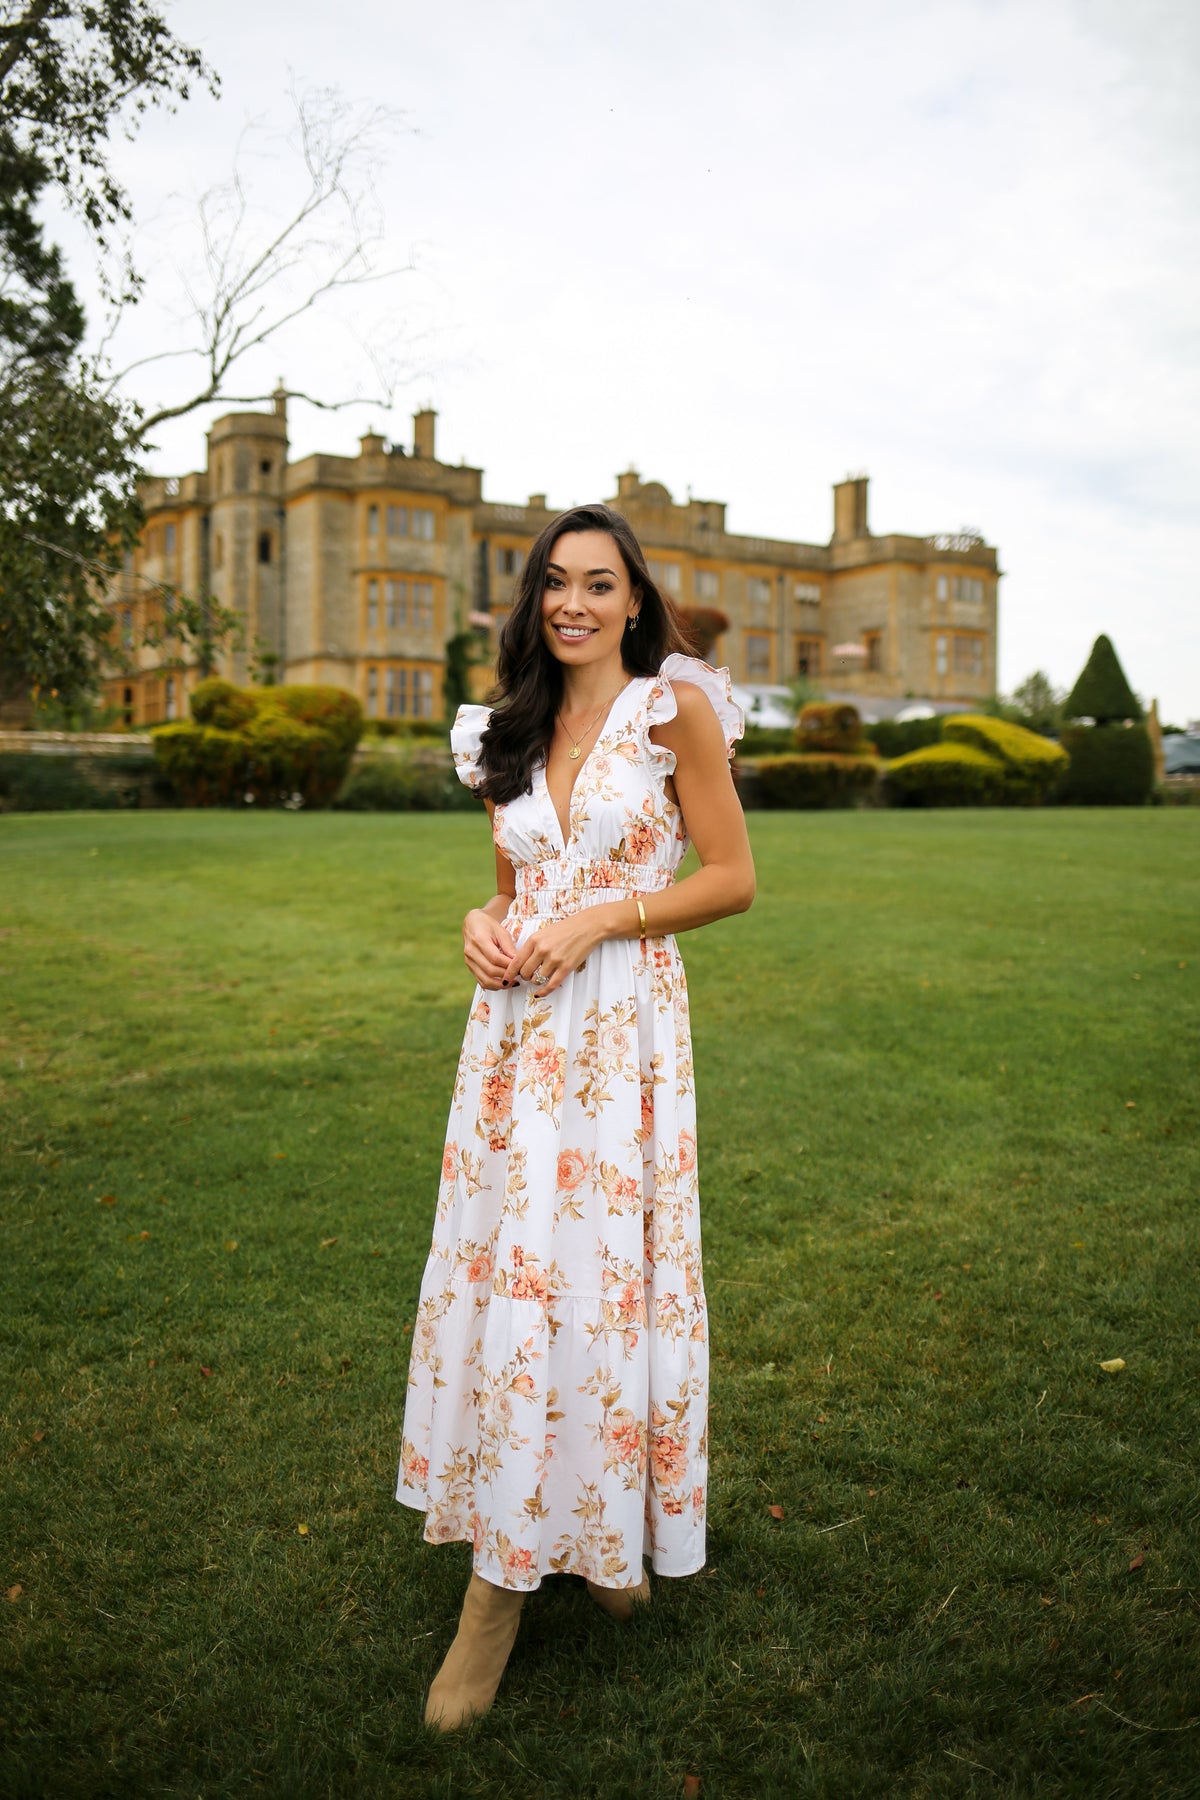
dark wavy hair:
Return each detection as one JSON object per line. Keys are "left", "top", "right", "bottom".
{"left": 475, "top": 503, "right": 692, "bottom": 805}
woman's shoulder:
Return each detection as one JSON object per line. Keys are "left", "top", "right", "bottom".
{"left": 646, "top": 655, "right": 743, "bottom": 756}
{"left": 450, "top": 703, "right": 492, "bottom": 791}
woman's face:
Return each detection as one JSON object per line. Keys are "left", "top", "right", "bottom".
{"left": 540, "top": 530, "right": 641, "bottom": 669}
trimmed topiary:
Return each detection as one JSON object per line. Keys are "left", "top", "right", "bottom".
{"left": 1063, "top": 635, "right": 1142, "bottom": 725}
{"left": 754, "top": 753, "right": 880, "bottom": 809}
{"left": 188, "top": 677, "right": 257, "bottom": 732}
{"left": 795, "top": 702, "right": 868, "bottom": 755}
{"left": 866, "top": 716, "right": 943, "bottom": 759}
{"left": 152, "top": 680, "right": 365, "bottom": 807}
{"left": 942, "top": 714, "right": 1068, "bottom": 803}
{"left": 151, "top": 722, "right": 245, "bottom": 805}
{"left": 1057, "top": 724, "right": 1155, "bottom": 806}
{"left": 881, "top": 741, "right": 1008, "bottom": 807}
{"left": 261, "top": 684, "right": 364, "bottom": 755}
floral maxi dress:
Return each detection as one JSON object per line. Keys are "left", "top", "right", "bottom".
{"left": 396, "top": 655, "right": 743, "bottom": 1591}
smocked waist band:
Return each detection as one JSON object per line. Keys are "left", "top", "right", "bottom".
{"left": 512, "top": 859, "right": 676, "bottom": 917}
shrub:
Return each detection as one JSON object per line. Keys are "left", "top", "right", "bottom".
{"left": 365, "top": 718, "right": 450, "bottom": 742}
{"left": 1064, "top": 634, "right": 1142, "bottom": 725}
{"left": 866, "top": 716, "right": 943, "bottom": 759}
{"left": 1057, "top": 724, "right": 1155, "bottom": 806}
{"left": 151, "top": 680, "right": 364, "bottom": 807}
{"left": 0, "top": 753, "right": 118, "bottom": 811}
{"left": 242, "top": 712, "right": 346, "bottom": 807}
{"left": 740, "top": 723, "right": 795, "bottom": 756}
{"left": 882, "top": 741, "right": 1009, "bottom": 807}
{"left": 151, "top": 722, "right": 245, "bottom": 805}
{"left": 262, "top": 685, "right": 364, "bottom": 755}
{"left": 754, "top": 754, "right": 881, "bottom": 810}
{"left": 334, "top": 752, "right": 474, "bottom": 812}
{"left": 942, "top": 714, "right": 1068, "bottom": 803}
{"left": 796, "top": 702, "right": 866, "bottom": 754}
{"left": 189, "top": 678, "right": 257, "bottom": 731}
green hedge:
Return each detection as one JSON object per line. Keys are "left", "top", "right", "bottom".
{"left": 152, "top": 681, "right": 364, "bottom": 807}
{"left": 0, "top": 751, "right": 162, "bottom": 812}
{"left": 364, "top": 718, "right": 450, "bottom": 743}
{"left": 866, "top": 716, "right": 943, "bottom": 759}
{"left": 881, "top": 741, "right": 1009, "bottom": 807}
{"left": 740, "top": 723, "right": 795, "bottom": 755}
{"left": 1057, "top": 724, "right": 1155, "bottom": 806}
{"left": 943, "top": 714, "right": 1068, "bottom": 803}
{"left": 754, "top": 754, "right": 881, "bottom": 810}
{"left": 334, "top": 752, "right": 475, "bottom": 812}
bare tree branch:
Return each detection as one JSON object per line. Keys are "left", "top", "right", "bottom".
{"left": 101, "top": 84, "right": 417, "bottom": 444}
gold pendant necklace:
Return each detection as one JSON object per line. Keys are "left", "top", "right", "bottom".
{"left": 559, "top": 688, "right": 624, "bottom": 760}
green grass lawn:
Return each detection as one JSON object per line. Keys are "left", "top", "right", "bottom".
{"left": 1, "top": 808, "right": 1197, "bottom": 1799}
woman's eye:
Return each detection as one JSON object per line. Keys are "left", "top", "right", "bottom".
{"left": 591, "top": 582, "right": 613, "bottom": 594}
{"left": 545, "top": 576, "right": 564, "bottom": 589}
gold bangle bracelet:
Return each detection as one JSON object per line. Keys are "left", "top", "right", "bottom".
{"left": 636, "top": 898, "right": 647, "bottom": 946}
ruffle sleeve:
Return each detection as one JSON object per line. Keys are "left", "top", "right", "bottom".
{"left": 645, "top": 654, "right": 744, "bottom": 768}
{"left": 450, "top": 703, "right": 491, "bottom": 791}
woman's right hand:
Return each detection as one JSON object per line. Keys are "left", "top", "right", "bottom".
{"left": 462, "top": 908, "right": 520, "bottom": 990}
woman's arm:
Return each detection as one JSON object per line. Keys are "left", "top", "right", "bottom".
{"left": 504, "top": 683, "right": 755, "bottom": 993}
{"left": 462, "top": 803, "right": 521, "bottom": 990}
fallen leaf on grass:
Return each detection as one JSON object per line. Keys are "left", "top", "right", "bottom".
{"left": 199, "top": 1366, "right": 212, "bottom": 1378}
{"left": 320, "top": 1237, "right": 338, "bottom": 1250}
{"left": 33, "top": 1428, "right": 46, "bottom": 1442}
{"left": 1128, "top": 1553, "right": 1145, "bottom": 1572}
{"left": 126, "top": 1231, "right": 150, "bottom": 1242}
{"left": 767, "top": 1504, "right": 785, "bottom": 1520}
{"left": 224, "top": 1240, "right": 238, "bottom": 1252}
{"left": 1125, "top": 1101, "right": 1136, "bottom": 1109}
{"left": 684, "top": 1778, "right": 701, "bottom": 1798}
{"left": 274, "top": 1152, "right": 287, "bottom": 1160}
{"left": 340, "top": 1357, "right": 352, "bottom": 1372}
{"left": 1040, "top": 1597, "right": 1054, "bottom": 1607}
{"left": 98, "top": 1194, "right": 118, "bottom": 1207}
{"left": 297, "top": 1523, "right": 309, "bottom": 1537}
{"left": 6, "top": 1584, "right": 23, "bottom": 1602}
{"left": 1099, "top": 1358, "right": 1126, "bottom": 1373}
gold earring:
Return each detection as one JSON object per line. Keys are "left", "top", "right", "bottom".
{"left": 627, "top": 614, "right": 640, "bottom": 632}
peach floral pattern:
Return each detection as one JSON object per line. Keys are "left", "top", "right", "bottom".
{"left": 397, "top": 656, "right": 743, "bottom": 1591}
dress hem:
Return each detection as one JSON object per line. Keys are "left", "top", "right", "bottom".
{"left": 394, "top": 1488, "right": 706, "bottom": 1591}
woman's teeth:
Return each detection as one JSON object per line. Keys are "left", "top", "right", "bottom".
{"left": 555, "top": 625, "right": 596, "bottom": 639}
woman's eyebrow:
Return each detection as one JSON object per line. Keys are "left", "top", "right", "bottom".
{"left": 546, "top": 562, "right": 618, "bottom": 577}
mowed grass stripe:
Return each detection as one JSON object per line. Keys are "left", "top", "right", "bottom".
{"left": 1, "top": 809, "right": 1197, "bottom": 1798}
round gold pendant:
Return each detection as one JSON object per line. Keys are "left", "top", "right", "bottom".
{"left": 567, "top": 745, "right": 581, "bottom": 760}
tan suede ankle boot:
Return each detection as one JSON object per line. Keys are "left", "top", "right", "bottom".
{"left": 424, "top": 1572, "right": 526, "bottom": 1731}
{"left": 586, "top": 1567, "right": 651, "bottom": 1622}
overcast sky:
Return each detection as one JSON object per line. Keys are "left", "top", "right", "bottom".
{"left": 76, "top": 0, "right": 1199, "bottom": 719}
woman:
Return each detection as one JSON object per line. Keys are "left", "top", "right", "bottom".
{"left": 397, "top": 502, "right": 755, "bottom": 1731}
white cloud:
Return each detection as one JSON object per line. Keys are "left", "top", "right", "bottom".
{"left": 62, "top": 0, "right": 1200, "bottom": 717}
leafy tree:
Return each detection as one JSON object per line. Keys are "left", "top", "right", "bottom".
{"left": 1064, "top": 634, "right": 1142, "bottom": 725}
{"left": 679, "top": 606, "right": 729, "bottom": 660}
{"left": 0, "top": 0, "right": 216, "bottom": 274}
{"left": 442, "top": 632, "right": 477, "bottom": 721}
{"left": 0, "top": 2, "right": 215, "bottom": 708}
{"left": 1008, "top": 670, "right": 1065, "bottom": 737}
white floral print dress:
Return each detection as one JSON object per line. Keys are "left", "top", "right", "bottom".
{"left": 396, "top": 654, "right": 743, "bottom": 1591}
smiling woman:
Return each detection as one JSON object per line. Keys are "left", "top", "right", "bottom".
{"left": 395, "top": 502, "right": 756, "bottom": 1732}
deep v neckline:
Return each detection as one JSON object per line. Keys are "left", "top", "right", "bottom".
{"left": 539, "top": 677, "right": 642, "bottom": 852}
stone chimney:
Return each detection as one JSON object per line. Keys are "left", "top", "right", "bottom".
{"left": 272, "top": 381, "right": 288, "bottom": 422}
{"left": 413, "top": 408, "right": 437, "bottom": 460}
{"left": 833, "top": 474, "right": 870, "bottom": 542}
{"left": 615, "top": 469, "right": 640, "bottom": 501}
{"left": 359, "top": 429, "right": 386, "bottom": 458}
{"left": 528, "top": 493, "right": 547, "bottom": 511}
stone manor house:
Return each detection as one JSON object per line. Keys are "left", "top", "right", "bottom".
{"left": 106, "top": 395, "right": 1000, "bottom": 725}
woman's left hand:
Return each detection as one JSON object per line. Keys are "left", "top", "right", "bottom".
{"left": 501, "top": 912, "right": 604, "bottom": 997}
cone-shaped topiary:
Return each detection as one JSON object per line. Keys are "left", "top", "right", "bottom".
{"left": 1063, "top": 635, "right": 1142, "bottom": 724}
